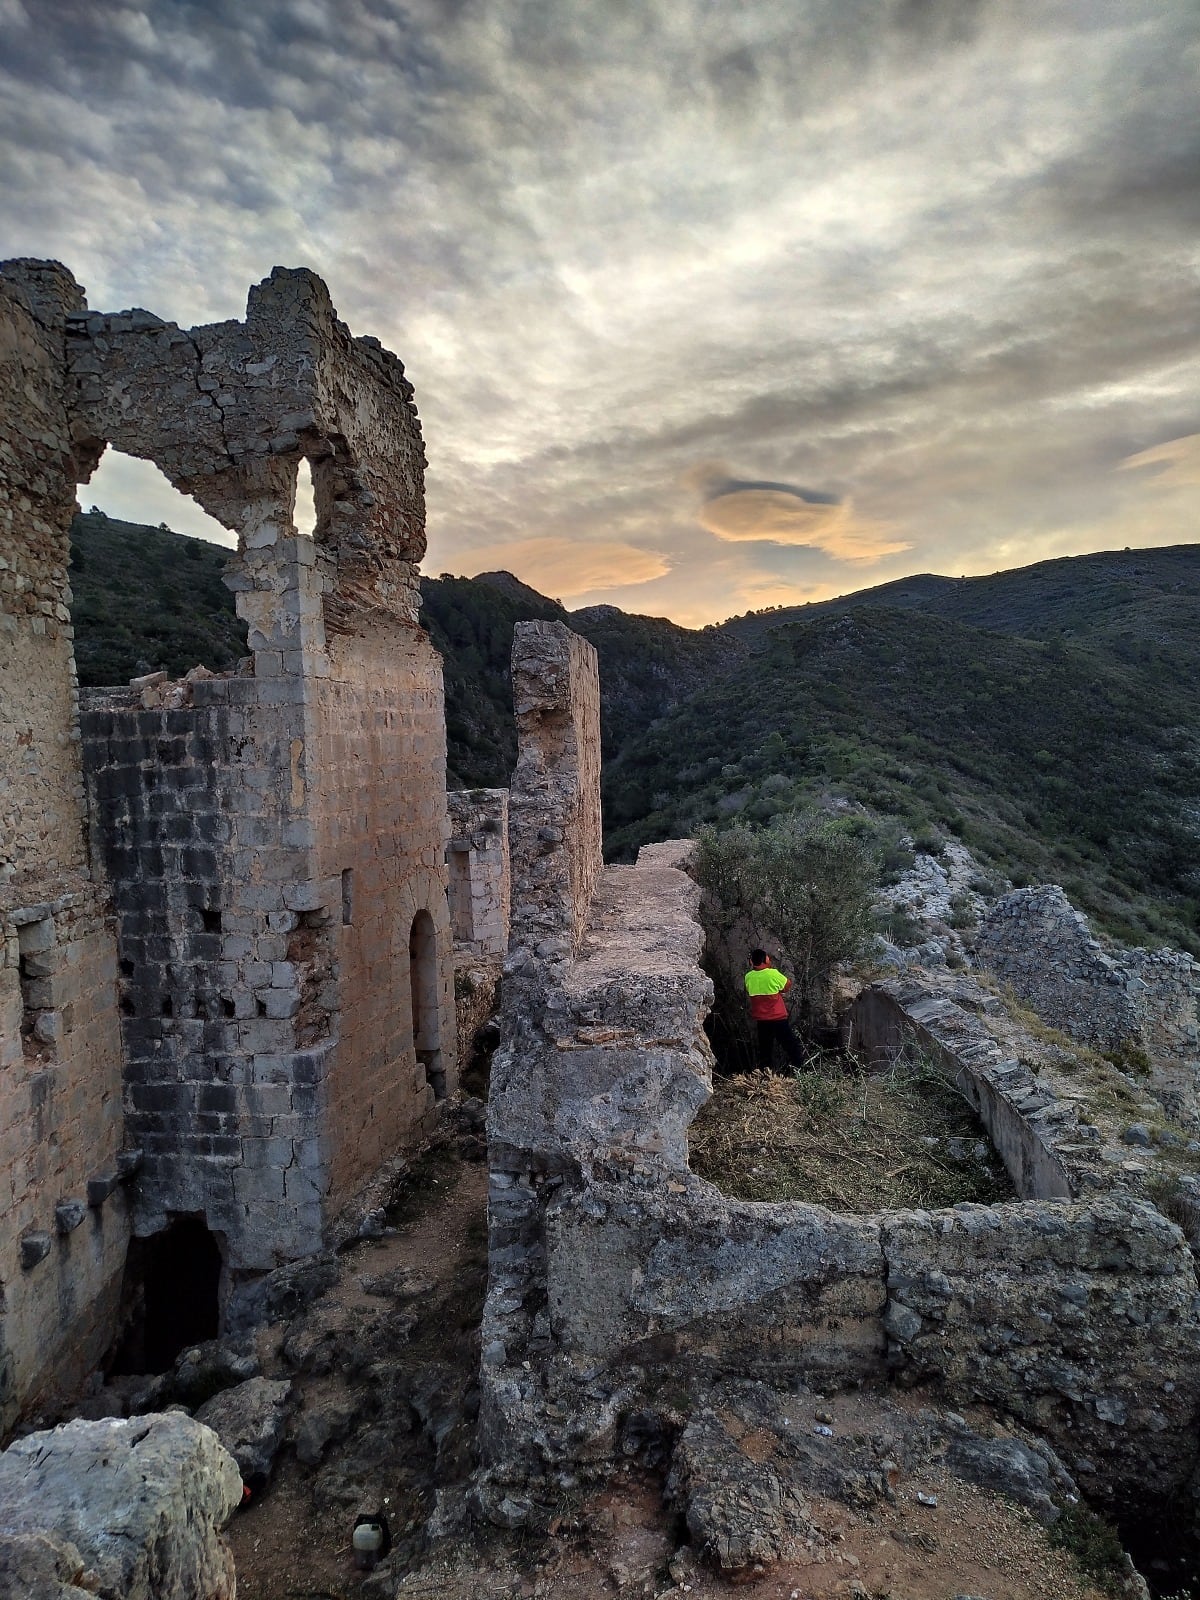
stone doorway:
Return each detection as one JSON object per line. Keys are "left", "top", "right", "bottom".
{"left": 111, "top": 1216, "right": 223, "bottom": 1375}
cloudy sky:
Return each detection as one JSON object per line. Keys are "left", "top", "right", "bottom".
{"left": 3, "top": 0, "right": 1198, "bottom": 625}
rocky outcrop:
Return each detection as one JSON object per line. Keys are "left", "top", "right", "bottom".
{"left": 974, "top": 884, "right": 1200, "bottom": 1117}
{"left": 0, "top": 1412, "right": 242, "bottom": 1600}
{"left": 882, "top": 1196, "right": 1200, "bottom": 1506}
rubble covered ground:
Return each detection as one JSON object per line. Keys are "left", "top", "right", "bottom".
{"left": 688, "top": 1055, "right": 1015, "bottom": 1211}
{"left": 218, "top": 1123, "right": 1115, "bottom": 1600}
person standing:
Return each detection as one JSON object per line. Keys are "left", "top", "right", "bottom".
{"left": 744, "top": 948, "right": 805, "bottom": 1071}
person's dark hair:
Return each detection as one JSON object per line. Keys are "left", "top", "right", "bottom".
{"left": 750, "top": 947, "right": 767, "bottom": 965}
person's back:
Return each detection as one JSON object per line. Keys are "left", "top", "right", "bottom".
{"left": 744, "top": 948, "right": 804, "bottom": 1071}
{"left": 744, "top": 960, "right": 790, "bottom": 1019}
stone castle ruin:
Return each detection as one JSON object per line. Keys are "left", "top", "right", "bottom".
{"left": 5, "top": 256, "right": 1200, "bottom": 1591}
{"left": 477, "top": 621, "right": 1200, "bottom": 1564}
{"left": 0, "top": 259, "right": 482, "bottom": 1432}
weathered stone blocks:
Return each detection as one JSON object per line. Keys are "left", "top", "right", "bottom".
{"left": 0, "top": 264, "right": 129, "bottom": 1435}
{"left": 508, "top": 621, "right": 601, "bottom": 958}
{"left": 1, "top": 258, "right": 461, "bottom": 1429}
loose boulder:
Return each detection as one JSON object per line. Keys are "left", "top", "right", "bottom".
{"left": 0, "top": 1412, "right": 242, "bottom": 1600}
{"left": 194, "top": 1376, "right": 293, "bottom": 1489}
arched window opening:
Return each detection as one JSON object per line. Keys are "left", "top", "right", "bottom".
{"left": 409, "top": 909, "right": 446, "bottom": 1100}
{"left": 109, "top": 1216, "right": 223, "bottom": 1375}
{"left": 71, "top": 449, "right": 245, "bottom": 688}
{"left": 80, "top": 448, "right": 234, "bottom": 546}
{"left": 293, "top": 456, "right": 317, "bottom": 539}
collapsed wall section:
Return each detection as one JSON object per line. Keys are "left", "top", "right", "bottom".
{"left": 480, "top": 618, "right": 1200, "bottom": 1525}
{"left": 0, "top": 263, "right": 129, "bottom": 1432}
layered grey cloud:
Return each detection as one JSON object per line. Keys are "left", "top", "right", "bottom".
{"left": 3, "top": 0, "right": 1197, "bottom": 623}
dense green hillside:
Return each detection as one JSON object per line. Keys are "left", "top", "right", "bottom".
{"left": 68, "top": 510, "right": 1200, "bottom": 949}
{"left": 69, "top": 514, "right": 724, "bottom": 788}
{"left": 725, "top": 545, "right": 1200, "bottom": 690}
{"left": 605, "top": 605, "right": 1200, "bottom": 951}
{"left": 70, "top": 510, "right": 247, "bottom": 684}
{"left": 421, "top": 573, "right": 565, "bottom": 787}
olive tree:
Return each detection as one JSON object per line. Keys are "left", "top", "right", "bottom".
{"left": 694, "top": 812, "right": 876, "bottom": 1070}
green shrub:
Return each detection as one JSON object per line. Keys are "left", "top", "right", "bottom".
{"left": 1102, "top": 1040, "right": 1153, "bottom": 1079}
{"left": 1046, "top": 1504, "right": 1131, "bottom": 1595}
{"left": 694, "top": 812, "right": 877, "bottom": 1063}
{"left": 878, "top": 907, "right": 924, "bottom": 947}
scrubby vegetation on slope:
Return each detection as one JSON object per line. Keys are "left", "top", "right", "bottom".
{"left": 70, "top": 509, "right": 247, "bottom": 685}
{"left": 68, "top": 509, "right": 1200, "bottom": 951}
{"left": 605, "top": 605, "right": 1200, "bottom": 952}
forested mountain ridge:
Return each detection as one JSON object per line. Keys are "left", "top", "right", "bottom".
{"left": 68, "top": 511, "right": 1200, "bottom": 950}
{"left": 724, "top": 544, "right": 1200, "bottom": 688}
{"left": 604, "top": 602, "right": 1200, "bottom": 951}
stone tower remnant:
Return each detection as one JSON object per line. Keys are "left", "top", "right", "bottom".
{"left": 0, "top": 258, "right": 457, "bottom": 1429}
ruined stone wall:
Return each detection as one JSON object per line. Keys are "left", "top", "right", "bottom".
{"left": 847, "top": 981, "right": 1075, "bottom": 1201}
{"left": 80, "top": 630, "right": 458, "bottom": 1267}
{"left": 0, "top": 264, "right": 128, "bottom": 1431}
{"left": 311, "top": 626, "right": 457, "bottom": 1209}
{"left": 481, "top": 630, "right": 1200, "bottom": 1521}
{"left": 79, "top": 673, "right": 325, "bottom": 1271}
{"left": 483, "top": 839, "right": 1200, "bottom": 1517}
{"left": 447, "top": 788, "right": 510, "bottom": 957}
{"left": 975, "top": 885, "right": 1200, "bottom": 1117}
{"left": 0, "top": 260, "right": 456, "bottom": 1307}
{"left": 508, "top": 621, "right": 601, "bottom": 958}
{"left": 65, "top": 266, "right": 427, "bottom": 644}
{"left": 67, "top": 267, "right": 457, "bottom": 1272}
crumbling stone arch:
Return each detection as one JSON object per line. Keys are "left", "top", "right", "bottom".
{"left": 63, "top": 266, "right": 428, "bottom": 662}
{"left": 394, "top": 870, "right": 457, "bottom": 1106}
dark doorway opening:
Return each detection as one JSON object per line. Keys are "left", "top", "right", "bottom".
{"left": 110, "top": 1216, "right": 222, "bottom": 1375}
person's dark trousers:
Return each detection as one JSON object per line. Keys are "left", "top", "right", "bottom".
{"left": 756, "top": 1017, "right": 804, "bottom": 1071}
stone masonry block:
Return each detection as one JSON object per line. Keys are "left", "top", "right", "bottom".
{"left": 54, "top": 1199, "right": 86, "bottom": 1234}
{"left": 20, "top": 1232, "right": 52, "bottom": 1269}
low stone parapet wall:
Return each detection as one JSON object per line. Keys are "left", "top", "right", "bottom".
{"left": 847, "top": 979, "right": 1076, "bottom": 1200}
{"left": 482, "top": 841, "right": 1200, "bottom": 1519}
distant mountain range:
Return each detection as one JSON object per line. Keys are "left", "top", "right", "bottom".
{"left": 69, "top": 511, "right": 1200, "bottom": 953}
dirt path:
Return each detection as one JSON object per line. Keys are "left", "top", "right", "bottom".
{"left": 226, "top": 1143, "right": 488, "bottom": 1600}
{"left": 385, "top": 1465, "right": 1111, "bottom": 1600}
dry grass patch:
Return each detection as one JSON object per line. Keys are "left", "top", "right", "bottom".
{"left": 688, "top": 1054, "right": 1015, "bottom": 1211}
